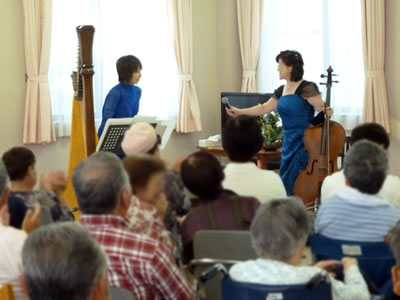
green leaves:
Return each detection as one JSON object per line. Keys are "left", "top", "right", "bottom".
{"left": 258, "top": 112, "right": 283, "bottom": 145}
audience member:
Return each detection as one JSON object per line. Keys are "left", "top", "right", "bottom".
{"left": 122, "top": 122, "right": 190, "bottom": 252}
{"left": 21, "top": 222, "right": 110, "bottom": 300}
{"left": 180, "top": 151, "right": 259, "bottom": 263}
{"left": 389, "top": 221, "right": 400, "bottom": 298}
{"left": 222, "top": 115, "right": 287, "bottom": 202}
{"left": 0, "top": 160, "right": 40, "bottom": 300}
{"left": 321, "top": 122, "right": 400, "bottom": 208}
{"left": 73, "top": 151, "right": 192, "bottom": 300}
{"left": 2, "top": 147, "right": 73, "bottom": 228}
{"left": 315, "top": 140, "right": 400, "bottom": 241}
{"left": 230, "top": 197, "right": 369, "bottom": 299}
{"left": 123, "top": 154, "right": 172, "bottom": 249}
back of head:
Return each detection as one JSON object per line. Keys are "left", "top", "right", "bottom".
{"left": 222, "top": 115, "right": 263, "bottom": 162}
{"left": 117, "top": 55, "right": 142, "bottom": 83}
{"left": 123, "top": 154, "right": 166, "bottom": 192}
{"left": 251, "top": 197, "right": 312, "bottom": 262}
{"left": 72, "top": 151, "right": 130, "bottom": 214}
{"left": 2, "top": 147, "right": 35, "bottom": 181}
{"left": 121, "top": 122, "right": 158, "bottom": 156}
{"left": 344, "top": 139, "right": 388, "bottom": 194}
{"left": 0, "top": 160, "right": 8, "bottom": 197}
{"left": 351, "top": 122, "right": 390, "bottom": 149}
{"left": 181, "top": 151, "right": 224, "bottom": 199}
{"left": 22, "top": 222, "right": 108, "bottom": 300}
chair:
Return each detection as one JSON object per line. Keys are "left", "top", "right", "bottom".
{"left": 110, "top": 287, "right": 136, "bottom": 300}
{"left": 196, "top": 264, "right": 332, "bottom": 300}
{"left": 0, "top": 284, "right": 15, "bottom": 300}
{"left": 190, "top": 230, "right": 258, "bottom": 300}
{"left": 310, "top": 234, "right": 395, "bottom": 290}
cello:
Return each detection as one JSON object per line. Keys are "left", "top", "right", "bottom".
{"left": 293, "top": 66, "right": 346, "bottom": 210}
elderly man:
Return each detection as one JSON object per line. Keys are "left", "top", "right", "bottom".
{"left": 315, "top": 140, "right": 400, "bottom": 241}
{"left": 230, "top": 197, "right": 369, "bottom": 299}
{"left": 0, "top": 160, "right": 40, "bottom": 300}
{"left": 21, "top": 222, "right": 109, "bottom": 300}
{"left": 73, "top": 151, "right": 192, "bottom": 300}
{"left": 321, "top": 122, "right": 400, "bottom": 208}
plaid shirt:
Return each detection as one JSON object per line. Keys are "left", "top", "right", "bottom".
{"left": 80, "top": 214, "right": 192, "bottom": 300}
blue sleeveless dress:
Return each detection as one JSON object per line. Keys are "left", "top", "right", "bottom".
{"left": 277, "top": 91, "right": 315, "bottom": 195}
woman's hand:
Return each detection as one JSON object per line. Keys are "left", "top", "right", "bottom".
{"left": 341, "top": 257, "right": 358, "bottom": 272}
{"left": 326, "top": 107, "right": 334, "bottom": 117}
{"left": 225, "top": 106, "right": 241, "bottom": 117}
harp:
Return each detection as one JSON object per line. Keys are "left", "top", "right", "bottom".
{"left": 72, "top": 25, "right": 96, "bottom": 155}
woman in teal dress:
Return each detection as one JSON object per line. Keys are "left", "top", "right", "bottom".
{"left": 226, "top": 50, "right": 329, "bottom": 195}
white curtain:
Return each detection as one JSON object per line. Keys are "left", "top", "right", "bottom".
{"left": 236, "top": 0, "right": 264, "bottom": 93}
{"left": 361, "top": 0, "right": 390, "bottom": 132}
{"left": 49, "top": 0, "right": 179, "bottom": 137}
{"left": 22, "top": 0, "right": 56, "bottom": 144}
{"left": 166, "top": 0, "right": 202, "bottom": 132}
{"left": 257, "top": 0, "right": 364, "bottom": 130}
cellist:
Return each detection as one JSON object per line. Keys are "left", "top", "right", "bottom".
{"left": 226, "top": 50, "right": 332, "bottom": 195}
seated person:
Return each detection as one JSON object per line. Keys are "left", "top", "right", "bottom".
{"left": 389, "top": 221, "right": 400, "bottom": 299}
{"left": 123, "top": 154, "right": 172, "bottom": 249}
{"left": 222, "top": 115, "right": 287, "bottom": 203}
{"left": 230, "top": 197, "right": 369, "bottom": 299}
{"left": 121, "top": 122, "right": 190, "bottom": 253}
{"left": 2, "top": 147, "right": 73, "bottom": 228}
{"left": 0, "top": 160, "right": 41, "bottom": 300}
{"left": 315, "top": 140, "right": 400, "bottom": 241}
{"left": 321, "top": 122, "right": 400, "bottom": 208}
{"left": 21, "top": 222, "right": 109, "bottom": 300}
{"left": 73, "top": 152, "right": 192, "bottom": 299}
{"left": 180, "top": 151, "right": 259, "bottom": 263}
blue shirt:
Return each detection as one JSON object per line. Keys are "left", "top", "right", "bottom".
{"left": 314, "top": 186, "right": 400, "bottom": 242}
{"left": 98, "top": 83, "right": 142, "bottom": 137}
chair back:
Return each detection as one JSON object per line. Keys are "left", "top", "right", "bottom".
{"left": 0, "top": 284, "right": 15, "bottom": 300}
{"left": 221, "top": 277, "right": 332, "bottom": 300}
{"left": 192, "top": 230, "right": 257, "bottom": 300}
{"left": 110, "top": 287, "right": 136, "bottom": 300}
{"left": 310, "top": 234, "right": 394, "bottom": 289}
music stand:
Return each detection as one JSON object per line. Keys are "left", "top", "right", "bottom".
{"left": 96, "top": 116, "right": 175, "bottom": 156}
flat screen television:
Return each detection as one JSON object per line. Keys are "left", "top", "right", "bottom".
{"left": 220, "top": 92, "right": 273, "bottom": 130}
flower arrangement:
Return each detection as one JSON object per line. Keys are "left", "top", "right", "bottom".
{"left": 258, "top": 111, "right": 283, "bottom": 146}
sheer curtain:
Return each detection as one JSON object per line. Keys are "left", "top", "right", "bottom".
{"left": 257, "top": 0, "right": 364, "bottom": 130}
{"left": 49, "top": 0, "right": 179, "bottom": 137}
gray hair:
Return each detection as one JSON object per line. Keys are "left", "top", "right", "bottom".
{"left": 0, "top": 160, "right": 8, "bottom": 197}
{"left": 344, "top": 139, "right": 388, "bottom": 194}
{"left": 251, "top": 197, "right": 312, "bottom": 261}
{"left": 389, "top": 221, "right": 400, "bottom": 267}
{"left": 72, "top": 151, "right": 131, "bottom": 214}
{"left": 22, "top": 222, "right": 108, "bottom": 300}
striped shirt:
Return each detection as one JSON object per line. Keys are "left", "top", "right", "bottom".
{"left": 315, "top": 186, "right": 400, "bottom": 242}
{"left": 80, "top": 214, "right": 192, "bottom": 300}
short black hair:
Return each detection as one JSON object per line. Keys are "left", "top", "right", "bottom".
{"left": 222, "top": 115, "right": 263, "bottom": 162}
{"left": 276, "top": 50, "right": 304, "bottom": 81}
{"left": 2, "top": 147, "right": 36, "bottom": 181}
{"left": 116, "top": 55, "right": 142, "bottom": 83}
{"left": 181, "top": 151, "right": 224, "bottom": 199}
{"left": 350, "top": 122, "right": 390, "bottom": 149}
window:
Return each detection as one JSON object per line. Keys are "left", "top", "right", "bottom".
{"left": 49, "top": 0, "right": 179, "bottom": 137}
{"left": 257, "top": 0, "right": 364, "bottom": 130}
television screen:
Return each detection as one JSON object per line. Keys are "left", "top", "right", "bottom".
{"left": 220, "top": 92, "right": 273, "bottom": 130}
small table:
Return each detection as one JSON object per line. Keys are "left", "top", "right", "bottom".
{"left": 197, "top": 146, "right": 281, "bottom": 170}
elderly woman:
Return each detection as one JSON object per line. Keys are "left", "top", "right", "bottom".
{"left": 315, "top": 139, "right": 400, "bottom": 242}
{"left": 230, "top": 197, "right": 369, "bottom": 299}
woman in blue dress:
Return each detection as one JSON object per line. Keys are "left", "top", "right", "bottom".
{"left": 98, "top": 55, "right": 142, "bottom": 137}
{"left": 226, "top": 50, "right": 330, "bottom": 195}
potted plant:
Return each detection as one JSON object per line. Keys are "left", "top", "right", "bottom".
{"left": 258, "top": 111, "right": 283, "bottom": 150}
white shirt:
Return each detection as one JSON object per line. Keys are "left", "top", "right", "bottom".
{"left": 0, "top": 224, "right": 28, "bottom": 300}
{"left": 223, "top": 162, "right": 287, "bottom": 203}
{"left": 321, "top": 170, "right": 400, "bottom": 208}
